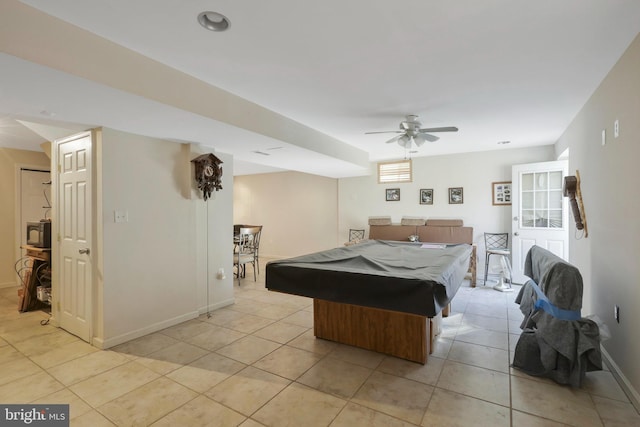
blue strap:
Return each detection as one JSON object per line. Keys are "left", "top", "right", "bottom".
{"left": 528, "top": 280, "right": 582, "bottom": 321}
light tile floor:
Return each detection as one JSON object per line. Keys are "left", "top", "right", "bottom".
{"left": 1, "top": 260, "right": 639, "bottom": 426}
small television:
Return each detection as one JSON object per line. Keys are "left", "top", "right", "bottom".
{"left": 26, "top": 220, "right": 51, "bottom": 248}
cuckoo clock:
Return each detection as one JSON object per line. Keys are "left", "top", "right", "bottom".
{"left": 191, "top": 153, "right": 223, "bottom": 201}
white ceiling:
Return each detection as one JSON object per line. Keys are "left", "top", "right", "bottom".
{"left": 2, "top": 0, "right": 640, "bottom": 177}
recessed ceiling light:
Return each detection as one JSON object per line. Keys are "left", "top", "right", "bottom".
{"left": 497, "top": 140, "right": 511, "bottom": 145}
{"left": 197, "top": 11, "right": 230, "bottom": 32}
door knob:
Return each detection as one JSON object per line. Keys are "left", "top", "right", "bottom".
{"left": 514, "top": 232, "right": 519, "bottom": 236}
{"left": 79, "top": 248, "right": 90, "bottom": 255}
{"left": 513, "top": 216, "right": 518, "bottom": 221}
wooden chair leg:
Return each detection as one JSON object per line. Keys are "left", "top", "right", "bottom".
{"left": 470, "top": 245, "right": 477, "bottom": 287}
{"left": 442, "top": 304, "right": 450, "bottom": 317}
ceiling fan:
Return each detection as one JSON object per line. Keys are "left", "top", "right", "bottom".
{"left": 365, "top": 115, "right": 458, "bottom": 148}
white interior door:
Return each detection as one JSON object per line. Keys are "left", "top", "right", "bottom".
{"left": 56, "top": 132, "right": 92, "bottom": 342}
{"left": 511, "top": 160, "right": 569, "bottom": 284}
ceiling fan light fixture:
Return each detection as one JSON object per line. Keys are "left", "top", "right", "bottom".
{"left": 197, "top": 11, "right": 230, "bottom": 32}
{"left": 398, "top": 135, "right": 411, "bottom": 148}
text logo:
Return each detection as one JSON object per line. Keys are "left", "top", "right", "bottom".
{"left": 1, "top": 405, "right": 69, "bottom": 426}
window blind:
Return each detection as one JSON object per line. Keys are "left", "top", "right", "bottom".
{"left": 378, "top": 159, "right": 412, "bottom": 183}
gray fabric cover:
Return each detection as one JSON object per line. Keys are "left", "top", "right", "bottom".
{"left": 513, "top": 245, "right": 602, "bottom": 387}
{"left": 266, "top": 240, "right": 472, "bottom": 317}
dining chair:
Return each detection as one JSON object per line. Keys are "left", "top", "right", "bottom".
{"left": 483, "top": 232, "right": 512, "bottom": 288}
{"left": 233, "top": 226, "right": 261, "bottom": 284}
{"left": 244, "top": 225, "right": 263, "bottom": 273}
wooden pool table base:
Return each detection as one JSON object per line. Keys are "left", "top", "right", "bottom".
{"left": 313, "top": 299, "right": 437, "bottom": 364}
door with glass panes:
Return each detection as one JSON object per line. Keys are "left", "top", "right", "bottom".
{"left": 510, "top": 160, "right": 569, "bottom": 284}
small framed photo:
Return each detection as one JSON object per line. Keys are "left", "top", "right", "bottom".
{"left": 419, "top": 189, "right": 433, "bottom": 205}
{"left": 386, "top": 188, "right": 400, "bottom": 201}
{"left": 448, "top": 187, "right": 463, "bottom": 204}
{"left": 492, "top": 181, "right": 512, "bottom": 205}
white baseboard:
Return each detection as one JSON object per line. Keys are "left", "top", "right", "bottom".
{"left": 198, "top": 297, "right": 235, "bottom": 315}
{"left": 91, "top": 299, "right": 236, "bottom": 349}
{"left": 95, "top": 310, "right": 200, "bottom": 349}
{"left": 601, "top": 346, "right": 640, "bottom": 413}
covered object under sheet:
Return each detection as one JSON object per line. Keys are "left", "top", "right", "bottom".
{"left": 513, "top": 245, "right": 602, "bottom": 387}
{"left": 266, "top": 240, "right": 472, "bottom": 317}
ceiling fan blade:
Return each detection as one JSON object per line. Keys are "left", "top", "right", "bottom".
{"left": 422, "top": 133, "right": 440, "bottom": 143}
{"left": 365, "top": 130, "right": 403, "bottom": 135}
{"left": 419, "top": 126, "right": 458, "bottom": 133}
{"left": 385, "top": 134, "right": 405, "bottom": 144}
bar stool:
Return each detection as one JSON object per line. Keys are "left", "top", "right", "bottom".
{"left": 484, "top": 232, "right": 512, "bottom": 290}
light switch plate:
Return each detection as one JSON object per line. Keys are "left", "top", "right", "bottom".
{"left": 614, "top": 120, "right": 619, "bottom": 138}
{"left": 601, "top": 129, "right": 606, "bottom": 146}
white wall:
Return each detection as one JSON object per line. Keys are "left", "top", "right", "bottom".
{"left": 234, "top": 171, "right": 339, "bottom": 258}
{"left": 555, "top": 33, "right": 640, "bottom": 407}
{"left": 338, "top": 146, "right": 555, "bottom": 279}
{"left": 97, "top": 129, "right": 233, "bottom": 347}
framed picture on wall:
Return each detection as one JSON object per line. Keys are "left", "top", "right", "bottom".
{"left": 386, "top": 188, "right": 400, "bottom": 201}
{"left": 448, "top": 187, "right": 463, "bottom": 204}
{"left": 419, "top": 189, "right": 433, "bottom": 205}
{"left": 492, "top": 181, "right": 512, "bottom": 205}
